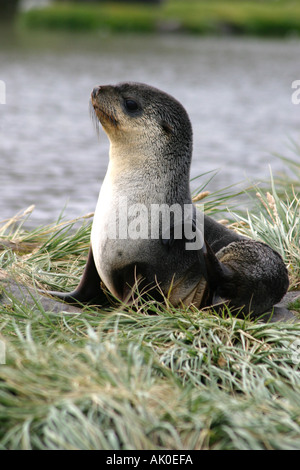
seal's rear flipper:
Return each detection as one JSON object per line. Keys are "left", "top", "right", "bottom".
{"left": 203, "top": 241, "right": 234, "bottom": 291}
{"left": 206, "top": 239, "right": 289, "bottom": 317}
{"left": 46, "top": 246, "right": 109, "bottom": 307}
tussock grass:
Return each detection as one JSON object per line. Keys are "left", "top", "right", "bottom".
{"left": 275, "top": 142, "right": 300, "bottom": 194}
{"left": 0, "top": 170, "right": 300, "bottom": 450}
{"left": 0, "top": 207, "right": 92, "bottom": 292}
{"left": 1, "top": 301, "right": 300, "bottom": 449}
{"left": 231, "top": 170, "right": 300, "bottom": 289}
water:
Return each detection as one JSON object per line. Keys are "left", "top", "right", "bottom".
{"left": 0, "top": 31, "right": 299, "bottom": 227}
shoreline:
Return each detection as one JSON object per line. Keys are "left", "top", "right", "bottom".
{"left": 16, "top": 1, "right": 300, "bottom": 38}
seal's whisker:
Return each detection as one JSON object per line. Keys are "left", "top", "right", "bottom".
{"left": 89, "top": 100, "right": 101, "bottom": 139}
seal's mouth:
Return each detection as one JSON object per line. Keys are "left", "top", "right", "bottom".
{"left": 90, "top": 99, "right": 119, "bottom": 128}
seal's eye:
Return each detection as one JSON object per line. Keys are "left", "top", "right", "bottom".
{"left": 124, "top": 99, "right": 139, "bottom": 113}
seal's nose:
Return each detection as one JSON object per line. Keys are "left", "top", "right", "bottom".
{"left": 91, "top": 86, "right": 101, "bottom": 100}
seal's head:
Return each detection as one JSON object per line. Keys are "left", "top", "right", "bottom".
{"left": 90, "top": 82, "right": 193, "bottom": 167}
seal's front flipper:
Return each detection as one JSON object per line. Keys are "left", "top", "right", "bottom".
{"left": 46, "top": 246, "right": 109, "bottom": 307}
{"left": 161, "top": 209, "right": 208, "bottom": 276}
{"left": 160, "top": 216, "right": 211, "bottom": 308}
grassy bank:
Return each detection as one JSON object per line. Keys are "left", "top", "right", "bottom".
{"left": 18, "top": 0, "right": 300, "bottom": 37}
{"left": 0, "top": 164, "right": 300, "bottom": 450}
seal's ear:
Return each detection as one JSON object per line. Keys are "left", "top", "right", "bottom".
{"left": 161, "top": 120, "right": 173, "bottom": 136}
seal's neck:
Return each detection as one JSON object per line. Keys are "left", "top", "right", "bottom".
{"left": 108, "top": 141, "right": 192, "bottom": 206}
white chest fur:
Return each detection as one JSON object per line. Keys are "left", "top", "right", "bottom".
{"left": 91, "top": 165, "right": 150, "bottom": 295}
{"left": 91, "top": 167, "right": 115, "bottom": 287}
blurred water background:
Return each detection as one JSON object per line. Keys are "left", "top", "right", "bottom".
{"left": 0, "top": 29, "right": 299, "bottom": 226}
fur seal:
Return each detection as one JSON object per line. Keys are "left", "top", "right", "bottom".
{"left": 50, "top": 82, "right": 289, "bottom": 316}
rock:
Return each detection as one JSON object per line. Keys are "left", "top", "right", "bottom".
{"left": 0, "top": 278, "right": 83, "bottom": 314}
{"left": 259, "top": 291, "right": 300, "bottom": 323}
